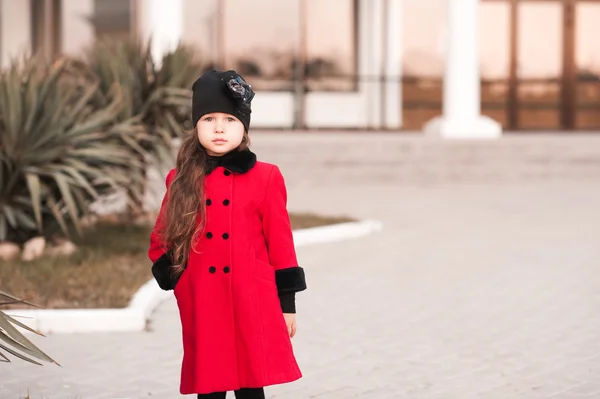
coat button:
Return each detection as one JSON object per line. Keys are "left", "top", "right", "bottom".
{"left": 206, "top": 199, "right": 212, "bottom": 206}
{"left": 224, "top": 170, "right": 231, "bottom": 176}
{"left": 209, "top": 266, "right": 216, "bottom": 273}
{"left": 206, "top": 232, "right": 213, "bottom": 239}
{"left": 223, "top": 266, "right": 230, "bottom": 273}
{"left": 222, "top": 233, "right": 229, "bottom": 240}
{"left": 223, "top": 199, "right": 230, "bottom": 206}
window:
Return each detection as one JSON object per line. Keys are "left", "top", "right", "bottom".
{"left": 222, "top": 0, "right": 301, "bottom": 91}
{"left": 90, "top": 0, "right": 134, "bottom": 40}
{"left": 304, "top": 0, "right": 358, "bottom": 91}
{"left": 479, "top": 1, "right": 510, "bottom": 127}
{"left": 401, "top": 0, "right": 446, "bottom": 129}
{"left": 574, "top": 2, "right": 600, "bottom": 128}
{"left": 221, "top": 0, "right": 357, "bottom": 92}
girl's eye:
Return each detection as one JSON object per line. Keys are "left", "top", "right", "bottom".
{"left": 227, "top": 117, "right": 235, "bottom": 122}
{"left": 203, "top": 116, "right": 213, "bottom": 122}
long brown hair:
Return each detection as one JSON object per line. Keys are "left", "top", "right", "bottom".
{"left": 161, "top": 129, "right": 250, "bottom": 275}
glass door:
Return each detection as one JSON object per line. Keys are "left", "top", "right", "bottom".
{"left": 480, "top": 0, "right": 595, "bottom": 130}
{"left": 401, "top": 0, "right": 447, "bottom": 130}
{"left": 516, "top": 1, "right": 564, "bottom": 129}
{"left": 480, "top": 1, "right": 511, "bottom": 128}
{"left": 575, "top": 1, "right": 600, "bottom": 129}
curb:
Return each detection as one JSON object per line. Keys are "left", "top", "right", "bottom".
{"left": 6, "top": 219, "right": 382, "bottom": 334}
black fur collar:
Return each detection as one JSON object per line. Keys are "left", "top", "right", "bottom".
{"left": 206, "top": 149, "right": 257, "bottom": 175}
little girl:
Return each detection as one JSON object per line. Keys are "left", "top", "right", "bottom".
{"left": 148, "top": 69, "right": 307, "bottom": 399}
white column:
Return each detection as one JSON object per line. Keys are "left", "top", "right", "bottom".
{"left": 362, "top": 0, "right": 403, "bottom": 130}
{"left": 423, "top": 0, "right": 502, "bottom": 139}
{"left": 139, "top": 0, "right": 183, "bottom": 65}
{"left": 1, "top": 0, "right": 32, "bottom": 68}
{"left": 383, "top": 0, "right": 402, "bottom": 129}
{"left": 366, "top": 0, "right": 383, "bottom": 129}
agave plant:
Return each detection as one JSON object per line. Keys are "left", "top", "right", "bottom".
{"left": 0, "top": 56, "right": 147, "bottom": 244}
{"left": 84, "top": 38, "right": 204, "bottom": 211}
{"left": 152, "top": 42, "right": 204, "bottom": 132}
{"left": 0, "top": 290, "right": 59, "bottom": 366}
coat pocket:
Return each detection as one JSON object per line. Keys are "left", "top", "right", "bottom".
{"left": 254, "top": 258, "right": 276, "bottom": 284}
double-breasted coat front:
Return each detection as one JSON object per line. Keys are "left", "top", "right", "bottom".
{"left": 148, "top": 150, "right": 307, "bottom": 395}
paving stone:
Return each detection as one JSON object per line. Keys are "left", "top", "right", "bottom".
{"left": 2, "top": 133, "right": 600, "bottom": 398}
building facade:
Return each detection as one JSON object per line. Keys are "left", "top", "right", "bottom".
{"left": 1, "top": 0, "right": 600, "bottom": 134}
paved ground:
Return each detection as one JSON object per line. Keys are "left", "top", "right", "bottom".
{"left": 2, "top": 133, "right": 600, "bottom": 398}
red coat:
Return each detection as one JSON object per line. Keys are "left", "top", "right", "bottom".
{"left": 148, "top": 151, "right": 306, "bottom": 395}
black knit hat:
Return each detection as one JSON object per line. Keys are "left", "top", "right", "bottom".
{"left": 191, "top": 69, "right": 255, "bottom": 132}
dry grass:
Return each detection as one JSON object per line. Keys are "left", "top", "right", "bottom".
{"left": 0, "top": 212, "right": 354, "bottom": 310}
{"left": 289, "top": 212, "right": 354, "bottom": 230}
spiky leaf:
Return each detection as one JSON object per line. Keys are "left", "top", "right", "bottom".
{"left": 0, "top": 56, "right": 146, "bottom": 243}
{"left": 0, "top": 290, "right": 59, "bottom": 366}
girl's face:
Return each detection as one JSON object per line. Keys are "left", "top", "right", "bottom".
{"left": 196, "top": 112, "right": 245, "bottom": 156}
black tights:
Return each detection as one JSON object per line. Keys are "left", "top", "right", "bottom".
{"left": 197, "top": 387, "right": 265, "bottom": 399}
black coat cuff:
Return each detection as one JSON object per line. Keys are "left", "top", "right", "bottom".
{"left": 278, "top": 292, "right": 296, "bottom": 313}
{"left": 275, "top": 266, "right": 307, "bottom": 293}
{"left": 151, "top": 251, "right": 177, "bottom": 291}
